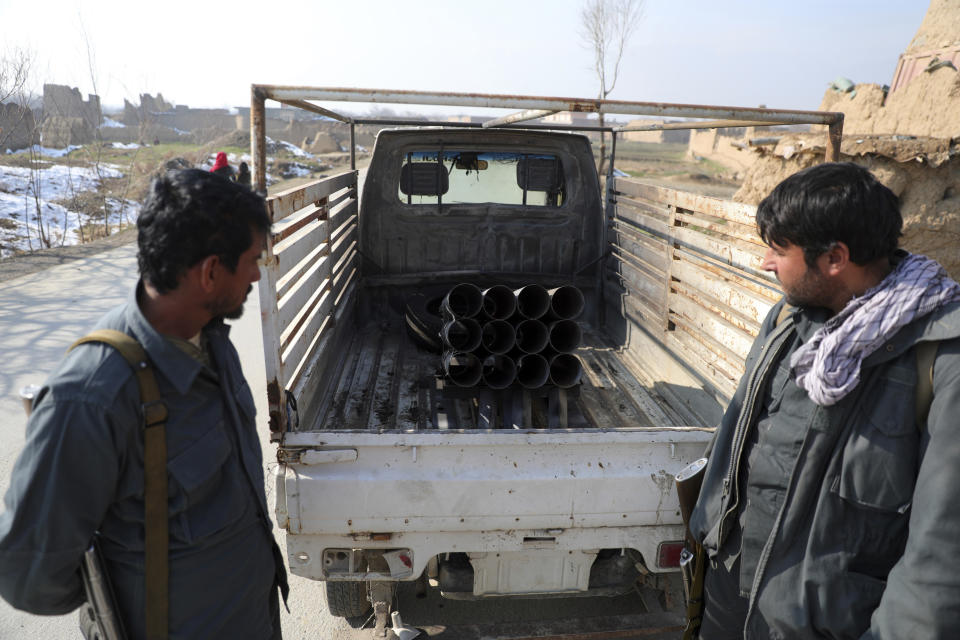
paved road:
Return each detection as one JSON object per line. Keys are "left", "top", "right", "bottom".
{"left": 0, "top": 241, "right": 683, "bottom": 640}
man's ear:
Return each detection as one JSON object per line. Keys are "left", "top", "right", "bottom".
{"left": 821, "top": 241, "right": 850, "bottom": 276}
{"left": 197, "top": 255, "right": 220, "bottom": 293}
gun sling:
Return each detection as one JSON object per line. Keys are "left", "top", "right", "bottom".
{"left": 70, "top": 329, "right": 169, "bottom": 640}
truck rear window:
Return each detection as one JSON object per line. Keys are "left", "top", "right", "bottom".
{"left": 398, "top": 151, "right": 565, "bottom": 207}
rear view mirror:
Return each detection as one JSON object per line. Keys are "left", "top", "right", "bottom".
{"left": 454, "top": 153, "right": 488, "bottom": 171}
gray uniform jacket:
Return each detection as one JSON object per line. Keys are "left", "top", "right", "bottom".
{"left": 0, "top": 285, "right": 287, "bottom": 639}
{"left": 690, "top": 297, "right": 960, "bottom": 639}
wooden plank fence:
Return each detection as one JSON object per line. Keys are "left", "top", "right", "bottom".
{"left": 258, "top": 170, "right": 359, "bottom": 438}
{"left": 607, "top": 178, "right": 782, "bottom": 400}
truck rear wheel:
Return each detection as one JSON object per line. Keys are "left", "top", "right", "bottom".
{"left": 325, "top": 581, "right": 371, "bottom": 619}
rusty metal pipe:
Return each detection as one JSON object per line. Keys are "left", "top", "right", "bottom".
{"left": 517, "top": 353, "right": 549, "bottom": 389}
{"left": 481, "top": 319, "right": 516, "bottom": 355}
{"left": 482, "top": 285, "right": 518, "bottom": 320}
{"left": 548, "top": 320, "right": 582, "bottom": 354}
{"left": 547, "top": 286, "right": 585, "bottom": 320}
{"left": 441, "top": 318, "right": 482, "bottom": 352}
{"left": 514, "top": 285, "right": 550, "bottom": 320}
{"left": 256, "top": 85, "right": 842, "bottom": 125}
{"left": 251, "top": 87, "right": 267, "bottom": 195}
{"left": 549, "top": 354, "right": 583, "bottom": 389}
{"left": 442, "top": 351, "right": 483, "bottom": 387}
{"left": 442, "top": 283, "right": 484, "bottom": 319}
{"left": 515, "top": 319, "right": 549, "bottom": 354}
{"left": 481, "top": 354, "right": 517, "bottom": 389}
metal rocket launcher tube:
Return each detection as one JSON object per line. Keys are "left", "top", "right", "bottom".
{"left": 481, "top": 319, "right": 515, "bottom": 355}
{"left": 442, "top": 351, "right": 483, "bottom": 387}
{"left": 547, "top": 285, "right": 585, "bottom": 320}
{"left": 547, "top": 319, "right": 582, "bottom": 353}
{"left": 441, "top": 283, "right": 484, "bottom": 319}
{"left": 481, "top": 354, "right": 517, "bottom": 389}
{"left": 516, "top": 353, "right": 549, "bottom": 389}
{"left": 514, "top": 284, "right": 550, "bottom": 320}
{"left": 514, "top": 319, "right": 549, "bottom": 354}
{"left": 441, "top": 317, "right": 482, "bottom": 352}
{"left": 482, "top": 285, "right": 517, "bottom": 320}
{"left": 548, "top": 353, "right": 583, "bottom": 388}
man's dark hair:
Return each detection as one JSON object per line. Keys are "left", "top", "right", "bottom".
{"left": 137, "top": 169, "right": 270, "bottom": 293}
{"left": 756, "top": 162, "right": 902, "bottom": 266}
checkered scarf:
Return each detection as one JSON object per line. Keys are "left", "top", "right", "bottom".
{"left": 791, "top": 253, "right": 960, "bottom": 406}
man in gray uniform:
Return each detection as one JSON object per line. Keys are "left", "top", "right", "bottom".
{"left": 0, "top": 169, "right": 287, "bottom": 638}
{"left": 690, "top": 162, "right": 960, "bottom": 639}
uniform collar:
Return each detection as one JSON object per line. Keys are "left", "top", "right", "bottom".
{"left": 123, "top": 282, "right": 229, "bottom": 395}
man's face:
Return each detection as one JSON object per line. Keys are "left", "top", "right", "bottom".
{"left": 762, "top": 241, "right": 831, "bottom": 309}
{"left": 208, "top": 231, "right": 265, "bottom": 320}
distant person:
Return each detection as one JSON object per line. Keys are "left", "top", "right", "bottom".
{"left": 210, "top": 151, "right": 234, "bottom": 180}
{"left": 0, "top": 169, "right": 287, "bottom": 639}
{"left": 236, "top": 161, "right": 252, "bottom": 187}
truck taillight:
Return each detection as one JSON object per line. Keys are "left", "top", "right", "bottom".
{"left": 657, "top": 541, "right": 685, "bottom": 568}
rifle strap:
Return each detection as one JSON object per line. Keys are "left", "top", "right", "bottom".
{"left": 70, "top": 329, "right": 169, "bottom": 640}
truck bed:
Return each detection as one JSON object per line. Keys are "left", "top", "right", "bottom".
{"left": 307, "top": 315, "right": 686, "bottom": 432}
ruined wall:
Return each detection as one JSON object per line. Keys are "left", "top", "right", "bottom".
{"left": 43, "top": 84, "right": 100, "bottom": 126}
{"left": 622, "top": 119, "right": 691, "bottom": 143}
{"left": 41, "top": 116, "right": 94, "bottom": 147}
{"left": 156, "top": 108, "right": 236, "bottom": 133}
{"left": 0, "top": 102, "right": 36, "bottom": 151}
{"left": 734, "top": 133, "right": 960, "bottom": 279}
{"left": 818, "top": 66, "right": 960, "bottom": 138}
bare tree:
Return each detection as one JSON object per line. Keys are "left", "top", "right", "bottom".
{"left": 0, "top": 48, "right": 34, "bottom": 152}
{"left": 580, "top": 0, "right": 644, "bottom": 175}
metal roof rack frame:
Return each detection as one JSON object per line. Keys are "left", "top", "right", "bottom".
{"left": 249, "top": 85, "right": 844, "bottom": 193}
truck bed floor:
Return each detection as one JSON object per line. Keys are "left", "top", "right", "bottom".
{"left": 307, "top": 318, "right": 681, "bottom": 432}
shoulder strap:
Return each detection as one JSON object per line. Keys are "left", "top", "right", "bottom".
{"left": 69, "top": 329, "right": 169, "bottom": 640}
{"left": 915, "top": 340, "right": 939, "bottom": 431}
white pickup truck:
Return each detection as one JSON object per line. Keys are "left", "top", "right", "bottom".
{"left": 249, "top": 86, "right": 843, "bottom": 632}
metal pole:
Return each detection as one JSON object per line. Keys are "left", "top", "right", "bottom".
{"left": 350, "top": 123, "right": 356, "bottom": 170}
{"left": 251, "top": 87, "right": 267, "bottom": 195}
{"left": 826, "top": 116, "right": 844, "bottom": 162}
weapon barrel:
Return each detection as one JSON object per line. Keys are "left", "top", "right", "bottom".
{"left": 442, "top": 351, "right": 483, "bottom": 387}
{"left": 441, "top": 283, "right": 484, "bottom": 319}
{"left": 515, "top": 319, "right": 549, "bottom": 354}
{"left": 441, "top": 318, "right": 482, "bottom": 352}
{"left": 482, "top": 285, "right": 517, "bottom": 320}
{"left": 514, "top": 284, "right": 550, "bottom": 320}
{"left": 516, "top": 353, "right": 549, "bottom": 389}
{"left": 547, "top": 286, "right": 584, "bottom": 320}
{"left": 482, "top": 354, "right": 517, "bottom": 389}
{"left": 548, "top": 353, "right": 582, "bottom": 388}
{"left": 547, "top": 320, "right": 581, "bottom": 353}
{"left": 481, "top": 319, "right": 516, "bottom": 355}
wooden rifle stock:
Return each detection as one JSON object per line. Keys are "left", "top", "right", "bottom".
{"left": 676, "top": 457, "right": 707, "bottom": 548}
{"left": 675, "top": 458, "right": 708, "bottom": 640}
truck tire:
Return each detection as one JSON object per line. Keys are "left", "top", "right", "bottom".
{"left": 325, "top": 581, "right": 371, "bottom": 619}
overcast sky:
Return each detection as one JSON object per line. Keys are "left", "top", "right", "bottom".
{"left": 2, "top": 0, "right": 929, "bottom": 118}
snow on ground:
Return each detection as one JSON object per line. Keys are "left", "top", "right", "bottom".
{"left": 0, "top": 162, "right": 139, "bottom": 258}
{"left": 109, "top": 142, "right": 141, "bottom": 149}
{"left": 6, "top": 144, "right": 83, "bottom": 158}
{"left": 266, "top": 136, "right": 315, "bottom": 159}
